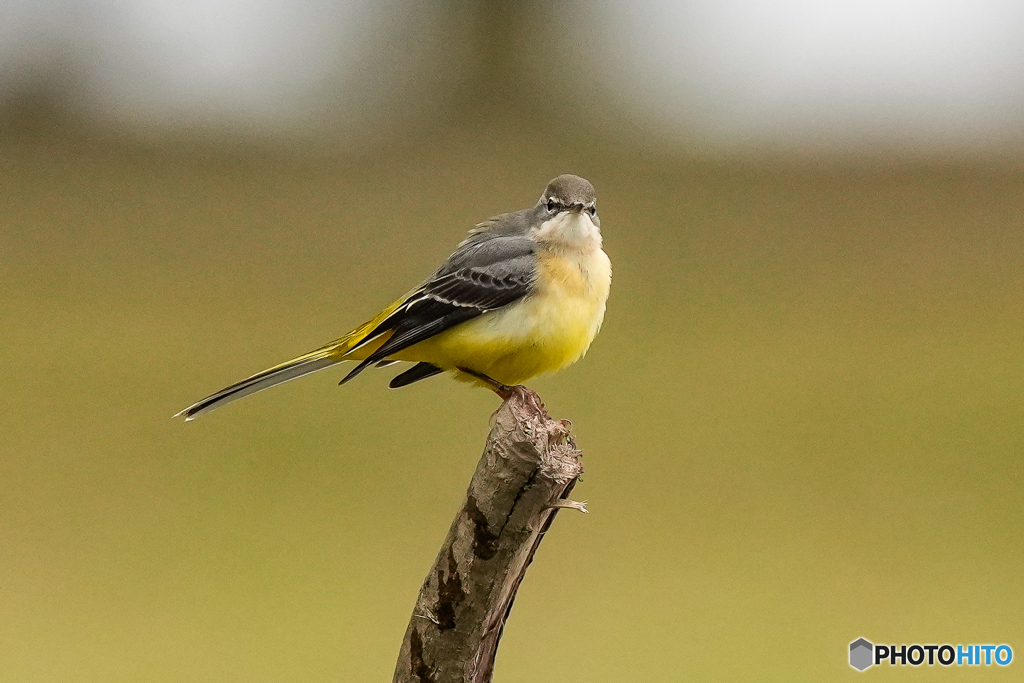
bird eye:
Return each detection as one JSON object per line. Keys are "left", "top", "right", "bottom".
{"left": 586, "top": 205, "right": 597, "bottom": 217}
{"left": 546, "top": 199, "right": 557, "bottom": 213}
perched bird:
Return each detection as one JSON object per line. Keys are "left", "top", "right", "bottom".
{"left": 176, "top": 174, "right": 611, "bottom": 420}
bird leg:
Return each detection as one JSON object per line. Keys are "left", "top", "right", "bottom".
{"left": 457, "top": 367, "right": 516, "bottom": 400}
{"left": 457, "top": 367, "right": 549, "bottom": 417}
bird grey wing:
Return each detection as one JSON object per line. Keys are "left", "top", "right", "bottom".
{"left": 340, "top": 234, "right": 538, "bottom": 384}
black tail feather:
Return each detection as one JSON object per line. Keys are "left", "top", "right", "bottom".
{"left": 176, "top": 356, "right": 338, "bottom": 420}
{"left": 389, "top": 362, "right": 444, "bottom": 388}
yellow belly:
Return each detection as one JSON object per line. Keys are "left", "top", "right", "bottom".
{"left": 395, "top": 247, "right": 612, "bottom": 385}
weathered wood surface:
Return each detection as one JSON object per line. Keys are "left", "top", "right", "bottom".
{"left": 393, "top": 387, "right": 585, "bottom": 683}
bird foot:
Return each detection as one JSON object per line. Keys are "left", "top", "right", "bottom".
{"left": 511, "top": 385, "right": 548, "bottom": 417}
{"left": 457, "top": 367, "right": 547, "bottom": 415}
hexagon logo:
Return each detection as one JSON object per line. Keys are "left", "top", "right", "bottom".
{"left": 850, "top": 638, "right": 873, "bottom": 671}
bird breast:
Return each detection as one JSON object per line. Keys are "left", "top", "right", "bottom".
{"left": 463, "top": 244, "right": 611, "bottom": 383}
{"left": 394, "top": 241, "right": 611, "bottom": 385}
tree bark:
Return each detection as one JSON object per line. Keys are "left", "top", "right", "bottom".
{"left": 393, "top": 386, "right": 585, "bottom": 683}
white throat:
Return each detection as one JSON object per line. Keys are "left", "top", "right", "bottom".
{"left": 532, "top": 212, "right": 602, "bottom": 252}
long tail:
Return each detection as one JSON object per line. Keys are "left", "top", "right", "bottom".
{"left": 176, "top": 297, "right": 408, "bottom": 421}
{"left": 174, "top": 350, "right": 343, "bottom": 421}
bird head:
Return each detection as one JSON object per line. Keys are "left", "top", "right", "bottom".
{"left": 531, "top": 175, "right": 601, "bottom": 250}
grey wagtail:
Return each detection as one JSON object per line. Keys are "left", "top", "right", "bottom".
{"left": 176, "top": 174, "right": 611, "bottom": 420}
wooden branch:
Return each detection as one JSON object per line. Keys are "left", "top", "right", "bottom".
{"left": 393, "top": 386, "right": 585, "bottom": 683}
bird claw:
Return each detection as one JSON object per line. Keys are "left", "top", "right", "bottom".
{"left": 512, "top": 385, "right": 548, "bottom": 417}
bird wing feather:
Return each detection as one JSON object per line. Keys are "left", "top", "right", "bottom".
{"left": 177, "top": 215, "right": 538, "bottom": 418}
{"left": 340, "top": 233, "right": 537, "bottom": 382}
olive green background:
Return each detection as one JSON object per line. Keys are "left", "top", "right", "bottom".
{"left": 2, "top": 119, "right": 1022, "bottom": 682}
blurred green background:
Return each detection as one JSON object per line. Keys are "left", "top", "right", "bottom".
{"left": 2, "top": 2, "right": 1023, "bottom": 681}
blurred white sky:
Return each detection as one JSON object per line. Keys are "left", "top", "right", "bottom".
{"left": 2, "top": 0, "right": 1023, "bottom": 150}
{"left": 587, "top": 0, "right": 1024, "bottom": 149}
{"left": 0, "top": 0, "right": 388, "bottom": 127}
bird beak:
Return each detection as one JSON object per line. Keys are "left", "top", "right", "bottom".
{"left": 569, "top": 203, "right": 585, "bottom": 213}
